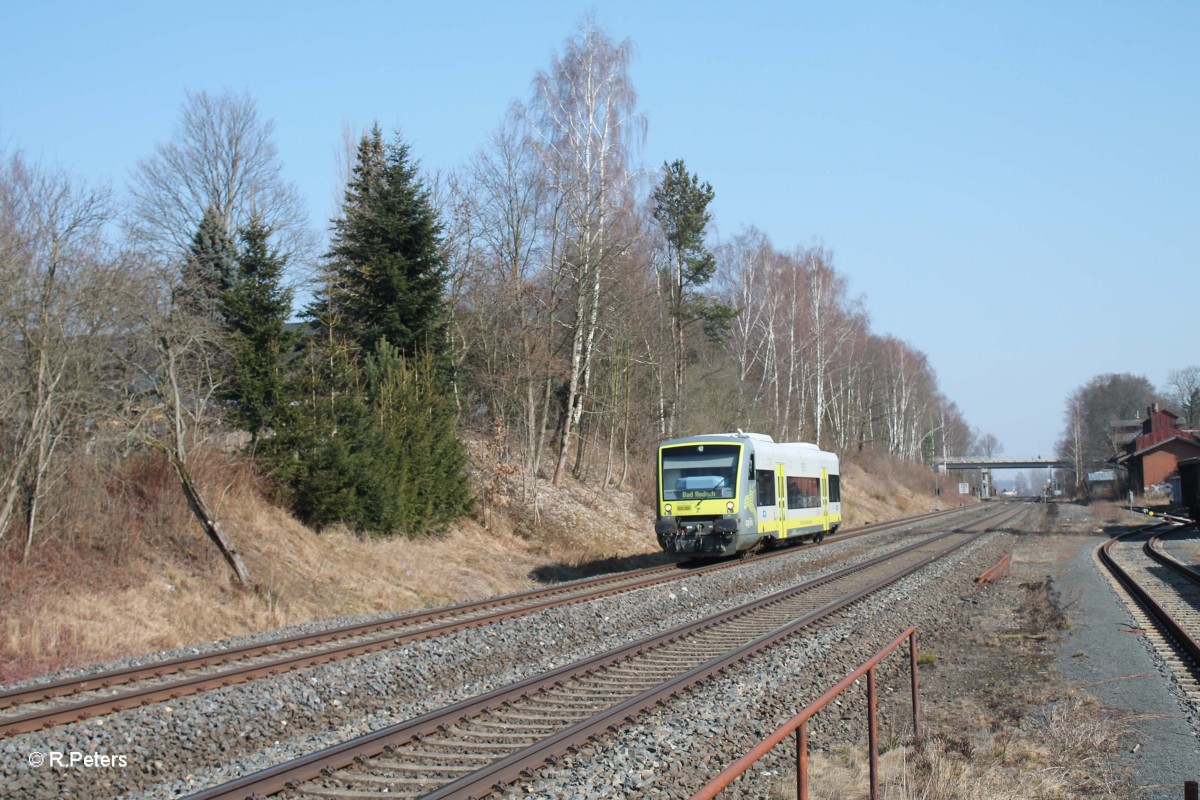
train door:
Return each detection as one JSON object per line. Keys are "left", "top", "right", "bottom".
{"left": 820, "top": 467, "right": 830, "bottom": 531}
{"left": 755, "top": 465, "right": 778, "bottom": 537}
{"left": 776, "top": 463, "right": 788, "bottom": 539}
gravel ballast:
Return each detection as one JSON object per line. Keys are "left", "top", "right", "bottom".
{"left": 5, "top": 504, "right": 1196, "bottom": 799}
{"left": 0, "top": 518, "right": 963, "bottom": 799}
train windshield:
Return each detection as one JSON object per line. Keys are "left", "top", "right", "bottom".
{"left": 660, "top": 444, "right": 741, "bottom": 500}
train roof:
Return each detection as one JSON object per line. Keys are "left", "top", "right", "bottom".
{"left": 659, "top": 433, "right": 832, "bottom": 453}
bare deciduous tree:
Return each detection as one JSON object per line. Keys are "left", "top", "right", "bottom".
{"left": 971, "top": 432, "right": 1004, "bottom": 459}
{"left": 0, "top": 151, "right": 128, "bottom": 556}
{"left": 123, "top": 90, "right": 301, "bottom": 585}
{"left": 804, "top": 246, "right": 858, "bottom": 448}
{"left": 526, "top": 20, "right": 645, "bottom": 486}
{"left": 128, "top": 89, "right": 312, "bottom": 265}
{"left": 443, "top": 108, "right": 566, "bottom": 508}
{"left": 1165, "top": 365, "right": 1200, "bottom": 426}
{"left": 114, "top": 256, "right": 250, "bottom": 585}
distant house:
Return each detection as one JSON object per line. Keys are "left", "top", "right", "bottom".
{"left": 1086, "top": 470, "right": 1118, "bottom": 500}
{"left": 1113, "top": 404, "right": 1200, "bottom": 496}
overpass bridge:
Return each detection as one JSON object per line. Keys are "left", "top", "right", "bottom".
{"left": 938, "top": 457, "right": 1069, "bottom": 471}
{"left": 934, "top": 457, "right": 1070, "bottom": 503}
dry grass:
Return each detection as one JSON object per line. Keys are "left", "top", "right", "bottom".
{"left": 840, "top": 460, "right": 972, "bottom": 528}
{"left": 0, "top": 442, "right": 659, "bottom": 683}
{"left": 1, "top": 504, "right": 570, "bottom": 682}
{"left": 1, "top": 440, "right": 940, "bottom": 685}
{"left": 757, "top": 526, "right": 1136, "bottom": 800}
{"left": 758, "top": 692, "right": 1135, "bottom": 800}
{"left": 1016, "top": 578, "right": 1069, "bottom": 634}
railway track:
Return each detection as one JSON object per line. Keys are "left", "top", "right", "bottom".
{"left": 1097, "top": 522, "right": 1200, "bottom": 709}
{"left": 183, "top": 503, "right": 1025, "bottom": 800}
{"left": 0, "top": 507, "right": 974, "bottom": 737}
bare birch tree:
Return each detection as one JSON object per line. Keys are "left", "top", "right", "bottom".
{"left": 1058, "top": 390, "right": 1086, "bottom": 491}
{"left": 877, "top": 336, "right": 935, "bottom": 459}
{"left": 526, "top": 20, "right": 645, "bottom": 486}
{"left": 804, "top": 247, "right": 858, "bottom": 448}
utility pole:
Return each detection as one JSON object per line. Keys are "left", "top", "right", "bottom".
{"left": 933, "top": 463, "right": 942, "bottom": 511}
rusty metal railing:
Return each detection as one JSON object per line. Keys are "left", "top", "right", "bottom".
{"left": 976, "top": 553, "right": 1011, "bottom": 583}
{"left": 689, "top": 627, "right": 922, "bottom": 800}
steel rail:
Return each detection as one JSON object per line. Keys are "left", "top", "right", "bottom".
{"left": 1147, "top": 525, "right": 1200, "bottom": 583}
{"left": 182, "top": 504, "right": 1022, "bottom": 800}
{"left": 0, "top": 506, "right": 974, "bottom": 736}
{"left": 0, "top": 564, "right": 683, "bottom": 711}
{"left": 1098, "top": 524, "right": 1200, "bottom": 669}
{"left": 423, "top": 529, "right": 999, "bottom": 800}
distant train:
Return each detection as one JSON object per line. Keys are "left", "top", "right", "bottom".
{"left": 654, "top": 432, "right": 841, "bottom": 558}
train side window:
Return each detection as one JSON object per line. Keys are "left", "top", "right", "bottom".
{"left": 756, "top": 470, "right": 774, "bottom": 506}
{"left": 828, "top": 474, "right": 841, "bottom": 503}
{"left": 787, "top": 476, "right": 821, "bottom": 509}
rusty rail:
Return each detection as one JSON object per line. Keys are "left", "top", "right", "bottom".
{"left": 690, "top": 627, "right": 922, "bottom": 800}
{"left": 976, "top": 553, "right": 1011, "bottom": 583}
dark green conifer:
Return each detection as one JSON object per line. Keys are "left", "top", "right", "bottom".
{"left": 222, "top": 218, "right": 297, "bottom": 443}
{"left": 652, "top": 159, "right": 736, "bottom": 433}
{"left": 324, "top": 125, "right": 449, "bottom": 366}
{"left": 365, "top": 341, "right": 472, "bottom": 534}
{"left": 273, "top": 125, "right": 470, "bottom": 537}
{"left": 180, "top": 206, "right": 237, "bottom": 321}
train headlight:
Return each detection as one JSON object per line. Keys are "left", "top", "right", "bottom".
{"left": 664, "top": 504, "right": 672, "bottom": 515}
{"left": 726, "top": 501, "right": 735, "bottom": 512}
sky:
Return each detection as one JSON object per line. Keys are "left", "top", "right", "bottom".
{"left": 2, "top": 1, "right": 1197, "bottom": 458}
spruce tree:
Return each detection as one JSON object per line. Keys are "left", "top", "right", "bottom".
{"left": 365, "top": 341, "right": 472, "bottom": 534}
{"left": 180, "top": 205, "right": 238, "bottom": 322}
{"left": 222, "top": 218, "right": 297, "bottom": 443}
{"left": 324, "top": 125, "right": 449, "bottom": 365}
{"left": 276, "top": 125, "right": 471, "bottom": 537}
{"left": 281, "top": 385, "right": 396, "bottom": 534}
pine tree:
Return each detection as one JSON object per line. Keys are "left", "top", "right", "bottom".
{"left": 652, "top": 159, "right": 735, "bottom": 434}
{"left": 222, "top": 218, "right": 297, "bottom": 443}
{"left": 324, "top": 125, "right": 449, "bottom": 365}
{"left": 179, "top": 205, "right": 238, "bottom": 322}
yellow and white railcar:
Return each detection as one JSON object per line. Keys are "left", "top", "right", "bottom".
{"left": 654, "top": 432, "right": 841, "bottom": 557}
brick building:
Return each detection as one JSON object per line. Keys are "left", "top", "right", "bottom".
{"left": 1113, "top": 404, "right": 1200, "bottom": 495}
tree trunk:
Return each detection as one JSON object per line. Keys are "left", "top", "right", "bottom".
{"left": 162, "top": 446, "right": 250, "bottom": 587}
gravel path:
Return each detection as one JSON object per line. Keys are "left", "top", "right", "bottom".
{"left": 1051, "top": 512, "right": 1200, "bottom": 799}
